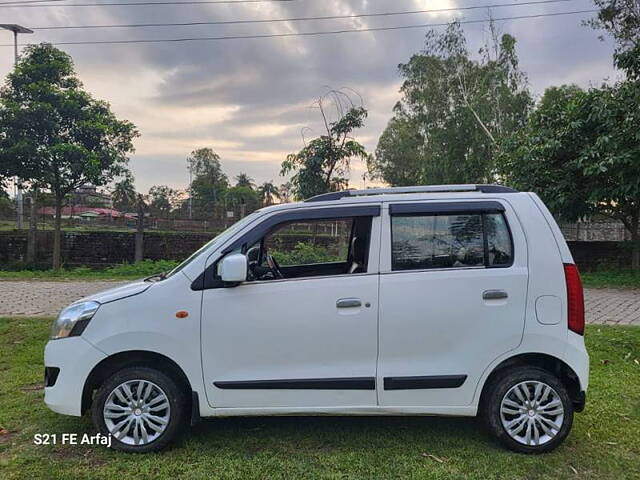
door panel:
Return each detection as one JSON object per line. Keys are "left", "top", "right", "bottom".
{"left": 378, "top": 267, "right": 528, "bottom": 406}
{"left": 377, "top": 201, "right": 528, "bottom": 407}
{"left": 201, "top": 275, "right": 379, "bottom": 408}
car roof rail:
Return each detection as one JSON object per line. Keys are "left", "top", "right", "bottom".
{"left": 304, "top": 184, "right": 517, "bottom": 202}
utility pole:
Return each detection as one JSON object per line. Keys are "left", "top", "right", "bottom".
{"left": 1, "top": 24, "right": 34, "bottom": 230}
{"left": 187, "top": 158, "right": 193, "bottom": 220}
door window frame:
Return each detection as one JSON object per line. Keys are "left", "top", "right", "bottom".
{"left": 380, "top": 200, "right": 522, "bottom": 275}
{"left": 193, "top": 204, "right": 382, "bottom": 290}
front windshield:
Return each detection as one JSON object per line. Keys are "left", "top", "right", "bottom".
{"left": 165, "top": 209, "right": 265, "bottom": 277}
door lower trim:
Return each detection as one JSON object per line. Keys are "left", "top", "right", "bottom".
{"left": 214, "top": 377, "right": 375, "bottom": 390}
{"left": 383, "top": 375, "right": 467, "bottom": 390}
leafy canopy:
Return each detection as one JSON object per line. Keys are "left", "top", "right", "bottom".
{"left": 187, "top": 147, "right": 229, "bottom": 216}
{"left": 111, "top": 170, "right": 138, "bottom": 212}
{"left": 281, "top": 90, "right": 368, "bottom": 200}
{"left": 369, "top": 22, "right": 532, "bottom": 186}
{"left": 0, "top": 44, "right": 139, "bottom": 201}
{"left": 587, "top": 0, "right": 640, "bottom": 77}
{"left": 498, "top": 83, "right": 640, "bottom": 235}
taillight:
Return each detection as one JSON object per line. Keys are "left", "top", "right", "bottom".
{"left": 564, "top": 263, "right": 585, "bottom": 335}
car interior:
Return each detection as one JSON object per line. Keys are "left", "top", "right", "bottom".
{"left": 245, "top": 216, "right": 373, "bottom": 281}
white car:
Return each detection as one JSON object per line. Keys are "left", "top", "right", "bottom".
{"left": 44, "top": 184, "right": 588, "bottom": 453}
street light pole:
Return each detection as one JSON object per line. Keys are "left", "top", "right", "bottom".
{"left": 1, "top": 24, "right": 34, "bottom": 229}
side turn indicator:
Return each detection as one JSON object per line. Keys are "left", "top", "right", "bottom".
{"left": 175, "top": 311, "right": 189, "bottom": 319}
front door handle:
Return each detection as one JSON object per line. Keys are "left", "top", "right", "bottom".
{"left": 336, "top": 298, "right": 362, "bottom": 308}
{"left": 483, "top": 289, "right": 508, "bottom": 300}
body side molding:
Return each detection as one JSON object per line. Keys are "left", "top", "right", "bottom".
{"left": 214, "top": 377, "right": 375, "bottom": 390}
{"left": 383, "top": 375, "right": 467, "bottom": 390}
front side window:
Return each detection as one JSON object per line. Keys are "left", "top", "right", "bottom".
{"left": 246, "top": 216, "right": 373, "bottom": 281}
{"left": 265, "top": 219, "right": 352, "bottom": 267}
{"left": 391, "top": 212, "right": 512, "bottom": 271}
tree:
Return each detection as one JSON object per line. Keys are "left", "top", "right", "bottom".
{"left": 278, "top": 182, "right": 294, "bottom": 203}
{"left": 587, "top": 0, "right": 640, "bottom": 77}
{"left": 111, "top": 170, "right": 138, "bottom": 212}
{"left": 0, "top": 44, "right": 139, "bottom": 269}
{"left": 225, "top": 186, "right": 259, "bottom": 216}
{"left": 370, "top": 116, "right": 425, "bottom": 186}
{"left": 147, "top": 185, "right": 182, "bottom": 219}
{"left": 234, "top": 173, "right": 255, "bottom": 189}
{"left": 281, "top": 90, "right": 368, "bottom": 200}
{"left": 498, "top": 83, "right": 640, "bottom": 268}
{"left": 187, "top": 148, "right": 228, "bottom": 218}
{"left": 369, "top": 22, "right": 532, "bottom": 186}
{"left": 257, "top": 181, "right": 280, "bottom": 206}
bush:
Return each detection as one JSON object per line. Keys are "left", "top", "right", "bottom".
{"left": 104, "top": 259, "right": 180, "bottom": 277}
{"left": 271, "top": 242, "right": 341, "bottom": 265}
{"left": 0, "top": 259, "right": 181, "bottom": 279}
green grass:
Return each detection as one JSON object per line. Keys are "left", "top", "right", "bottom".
{"left": 582, "top": 270, "right": 640, "bottom": 289}
{"left": 0, "top": 320, "right": 638, "bottom": 479}
{"left": 0, "top": 260, "right": 180, "bottom": 281}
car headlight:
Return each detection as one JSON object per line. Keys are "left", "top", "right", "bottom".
{"left": 50, "top": 301, "right": 100, "bottom": 340}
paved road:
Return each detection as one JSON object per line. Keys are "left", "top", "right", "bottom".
{"left": 0, "top": 280, "right": 639, "bottom": 325}
{"left": 0, "top": 280, "right": 128, "bottom": 317}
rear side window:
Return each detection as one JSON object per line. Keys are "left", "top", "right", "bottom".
{"left": 391, "top": 212, "right": 513, "bottom": 271}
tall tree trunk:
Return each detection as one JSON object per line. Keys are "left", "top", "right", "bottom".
{"left": 135, "top": 195, "right": 144, "bottom": 263}
{"left": 26, "top": 189, "right": 38, "bottom": 264}
{"left": 632, "top": 218, "right": 640, "bottom": 271}
{"left": 52, "top": 196, "right": 63, "bottom": 270}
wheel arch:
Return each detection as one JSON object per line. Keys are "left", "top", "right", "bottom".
{"left": 478, "top": 353, "right": 585, "bottom": 412}
{"left": 81, "top": 350, "right": 193, "bottom": 414}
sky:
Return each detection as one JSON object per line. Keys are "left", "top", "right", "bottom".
{"left": 0, "top": 0, "right": 620, "bottom": 194}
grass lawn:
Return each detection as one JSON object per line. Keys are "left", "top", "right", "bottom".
{"left": 581, "top": 270, "right": 640, "bottom": 289}
{"left": 0, "top": 260, "right": 180, "bottom": 281}
{"left": 2, "top": 266, "right": 640, "bottom": 289}
{"left": 0, "top": 320, "right": 638, "bottom": 479}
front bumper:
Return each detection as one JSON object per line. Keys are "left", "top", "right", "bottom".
{"left": 44, "top": 336, "right": 106, "bottom": 416}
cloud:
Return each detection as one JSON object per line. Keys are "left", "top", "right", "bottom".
{"left": 0, "top": 0, "right": 617, "bottom": 192}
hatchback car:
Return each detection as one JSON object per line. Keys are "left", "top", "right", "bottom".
{"left": 44, "top": 184, "right": 588, "bottom": 453}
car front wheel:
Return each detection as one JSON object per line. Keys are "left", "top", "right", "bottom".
{"left": 482, "top": 367, "right": 574, "bottom": 453}
{"left": 91, "top": 366, "right": 187, "bottom": 453}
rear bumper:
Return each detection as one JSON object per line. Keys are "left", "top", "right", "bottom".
{"left": 44, "top": 337, "right": 106, "bottom": 416}
{"left": 565, "top": 331, "right": 590, "bottom": 392}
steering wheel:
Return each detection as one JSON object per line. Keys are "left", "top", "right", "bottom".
{"left": 266, "top": 254, "right": 284, "bottom": 279}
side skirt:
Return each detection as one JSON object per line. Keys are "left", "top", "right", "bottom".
{"left": 203, "top": 405, "right": 478, "bottom": 418}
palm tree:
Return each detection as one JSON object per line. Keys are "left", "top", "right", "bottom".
{"left": 258, "top": 181, "right": 281, "bottom": 206}
{"left": 235, "top": 173, "right": 255, "bottom": 189}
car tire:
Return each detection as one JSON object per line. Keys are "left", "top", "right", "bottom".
{"left": 91, "top": 366, "right": 187, "bottom": 453}
{"left": 482, "top": 367, "right": 574, "bottom": 454}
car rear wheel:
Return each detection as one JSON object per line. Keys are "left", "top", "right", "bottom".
{"left": 482, "top": 367, "right": 574, "bottom": 453}
{"left": 91, "top": 366, "right": 187, "bottom": 453}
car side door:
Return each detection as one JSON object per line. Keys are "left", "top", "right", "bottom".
{"left": 200, "top": 205, "right": 382, "bottom": 410}
{"left": 377, "top": 199, "right": 528, "bottom": 409}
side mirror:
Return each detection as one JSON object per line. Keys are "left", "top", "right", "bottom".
{"left": 219, "top": 253, "right": 248, "bottom": 284}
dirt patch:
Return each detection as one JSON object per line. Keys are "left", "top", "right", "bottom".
{"left": 49, "top": 444, "right": 108, "bottom": 467}
{"left": 0, "top": 428, "right": 18, "bottom": 444}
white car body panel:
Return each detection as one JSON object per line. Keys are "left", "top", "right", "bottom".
{"left": 43, "top": 188, "right": 589, "bottom": 423}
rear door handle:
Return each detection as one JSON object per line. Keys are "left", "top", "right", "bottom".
{"left": 483, "top": 289, "right": 508, "bottom": 300}
{"left": 336, "top": 298, "right": 362, "bottom": 308}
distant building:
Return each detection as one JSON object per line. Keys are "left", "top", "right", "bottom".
{"left": 72, "top": 185, "right": 113, "bottom": 208}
